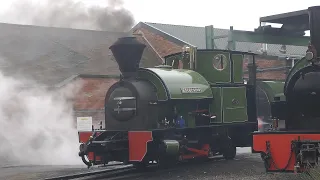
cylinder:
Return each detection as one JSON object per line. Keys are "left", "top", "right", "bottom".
{"left": 161, "top": 140, "right": 180, "bottom": 155}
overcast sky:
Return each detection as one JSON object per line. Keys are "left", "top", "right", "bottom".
{"left": 82, "top": 0, "right": 319, "bottom": 31}
{"left": 0, "top": 0, "right": 319, "bottom": 31}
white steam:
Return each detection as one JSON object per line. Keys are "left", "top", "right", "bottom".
{"left": 0, "top": 0, "right": 133, "bottom": 167}
{"left": 0, "top": 72, "right": 84, "bottom": 166}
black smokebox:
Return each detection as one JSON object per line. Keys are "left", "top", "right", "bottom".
{"left": 109, "top": 36, "right": 146, "bottom": 78}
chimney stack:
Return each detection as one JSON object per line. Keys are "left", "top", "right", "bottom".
{"left": 109, "top": 36, "right": 146, "bottom": 78}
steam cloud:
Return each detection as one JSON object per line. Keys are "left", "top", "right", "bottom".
{"left": 0, "top": 72, "right": 84, "bottom": 166}
{"left": 0, "top": 0, "right": 135, "bottom": 166}
{"left": 0, "top": 0, "right": 135, "bottom": 32}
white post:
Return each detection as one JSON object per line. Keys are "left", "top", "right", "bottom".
{"left": 261, "top": 22, "right": 268, "bottom": 54}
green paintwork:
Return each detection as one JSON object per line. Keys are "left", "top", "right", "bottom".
{"left": 209, "top": 86, "right": 248, "bottom": 123}
{"left": 163, "top": 50, "right": 248, "bottom": 85}
{"left": 209, "top": 87, "right": 222, "bottom": 123}
{"left": 284, "top": 57, "right": 309, "bottom": 93}
{"left": 138, "top": 68, "right": 213, "bottom": 100}
{"left": 222, "top": 87, "right": 248, "bottom": 123}
{"left": 231, "top": 30, "right": 309, "bottom": 47}
{"left": 257, "top": 81, "right": 286, "bottom": 102}
{"left": 232, "top": 54, "right": 244, "bottom": 83}
{"left": 137, "top": 69, "right": 169, "bottom": 101}
{"left": 162, "top": 140, "right": 180, "bottom": 155}
{"left": 162, "top": 49, "right": 253, "bottom": 126}
{"left": 196, "top": 51, "right": 231, "bottom": 84}
{"left": 205, "top": 25, "right": 309, "bottom": 50}
{"left": 195, "top": 50, "right": 248, "bottom": 84}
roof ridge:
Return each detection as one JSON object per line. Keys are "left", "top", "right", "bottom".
{"left": 142, "top": 22, "right": 196, "bottom": 47}
{"left": 0, "top": 22, "right": 129, "bottom": 34}
{"left": 144, "top": 22, "right": 228, "bottom": 30}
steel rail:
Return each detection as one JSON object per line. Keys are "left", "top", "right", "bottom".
{"left": 98, "top": 157, "right": 227, "bottom": 180}
{"left": 45, "top": 154, "right": 236, "bottom": 180}
{"left": 44, "top": 165, "right": 135, "bottom": 180}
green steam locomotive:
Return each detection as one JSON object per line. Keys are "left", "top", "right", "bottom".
{"left": 78, "top": 37, "right": 259, "bottom": 168}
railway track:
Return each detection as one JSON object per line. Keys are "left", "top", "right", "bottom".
{"left": 44, "top": 165, "right": 136, "bottom": 180}
{"left": 44, "top": 155, "right": 229, "bottom": 180}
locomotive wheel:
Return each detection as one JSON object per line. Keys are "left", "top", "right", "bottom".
{"left": 222, "top": 136, "right": 236, "bottom": 160}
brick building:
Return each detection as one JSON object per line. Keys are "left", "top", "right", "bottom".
{"left": 0, "top": 22, "right": 161, "bottom": 126}
{"left": 0, "top": 21, "right": 308, "bottom": 127}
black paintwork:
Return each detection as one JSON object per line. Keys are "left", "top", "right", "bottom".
{"left": 109, "top": 36, "right": 146, "bottom": 78}
{"left": 104, "top": 79, "right": 158, "bottom": 131}
{"left": 283, "top": 65, "right": 320, "bottom": 130}
{"left": 309, "top": 6, "right": 320, "bottom": 54}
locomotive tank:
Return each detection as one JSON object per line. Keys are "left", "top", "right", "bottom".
{"left": 105, "top": 36, "right": 213, "bottom": 131}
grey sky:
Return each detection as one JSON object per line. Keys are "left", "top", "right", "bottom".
{"left": 81, "top": 0, "right": 320, "bottom": 31}
{"left": 0, "top": 0, "right": 319, "bottom": 31}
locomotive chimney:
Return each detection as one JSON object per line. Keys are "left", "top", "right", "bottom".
{"left": 308, "top": 6, "right": 320, "bottom": 56}
{"left": 109, "top": 36, "right": 146, "bottom": 78}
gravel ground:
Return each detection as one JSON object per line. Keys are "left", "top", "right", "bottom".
{"left": 0, "top": 165, "right": 86, "bottom": 180}
{"left": 0, "top": 148, "right": 312, "bottom": 180}
{"left": 0, "top": 163, "right": 126, "bottom": 180}
{"left": 125, "top": 148, "right": 309, "bottom": 180}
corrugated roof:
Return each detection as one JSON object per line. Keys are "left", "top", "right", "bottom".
{"left": 0, "top": 23, "right": 160, "bottom": 86}
{"left": 145, "top": 22, "right": 308, "bottom": 57}
{"left": 145, "top": 23, "right": 207, "bottom": 48}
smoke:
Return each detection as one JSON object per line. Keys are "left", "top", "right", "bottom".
{"left": 0, "top": 71, "right": 84, "bottom": 166}
{"left": 0, "top": 0, "right": 135, "bottom": 32}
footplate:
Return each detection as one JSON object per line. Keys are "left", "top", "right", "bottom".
{"left": 252, "top": 132, "right": 320, "bottom": 173}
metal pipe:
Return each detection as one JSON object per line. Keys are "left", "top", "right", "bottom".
{"left": 81, "top": 155, "right": 92, "bottom": 167}
{"left": 261, "top": 22, "right": 268, "bottom": 54}
{"left": 308, "top": 6, "right": 320, "bottom": 56}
